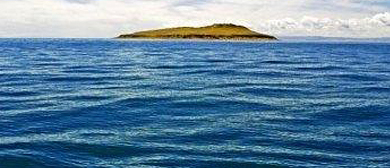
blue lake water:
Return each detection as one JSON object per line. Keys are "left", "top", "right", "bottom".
{"left": 0, "top": 39, "right": 389, "bottom": 167}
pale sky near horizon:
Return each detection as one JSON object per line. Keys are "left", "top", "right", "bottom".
{"left": 0, "top": 0, "right": 389, "bottom": 38}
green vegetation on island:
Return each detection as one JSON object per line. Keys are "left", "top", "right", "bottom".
{"left": 117, "top": 23, "right": 277, "bottom": 40}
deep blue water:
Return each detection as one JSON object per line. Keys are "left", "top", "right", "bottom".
{"left": 0, "top": 39, "right": 390, "bottom": 168}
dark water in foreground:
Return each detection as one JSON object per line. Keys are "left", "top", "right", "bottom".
{"left": 0, "top": 39, "right": 389, "bottom": 167}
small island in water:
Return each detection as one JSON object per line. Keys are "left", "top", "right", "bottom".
{"left": 117, "top": 23, "right": 277, "bottom": 40}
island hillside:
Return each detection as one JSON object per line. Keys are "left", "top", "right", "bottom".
{"left": 117, "top": 23, "right": 277, "bottom": 40}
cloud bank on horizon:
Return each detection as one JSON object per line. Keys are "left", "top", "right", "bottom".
{"left": 0, "top": 0, "right": 389, "bottom": 38}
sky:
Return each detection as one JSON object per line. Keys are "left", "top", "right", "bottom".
{"left": 0, "top": 0, "right": 389, "bottom": 38}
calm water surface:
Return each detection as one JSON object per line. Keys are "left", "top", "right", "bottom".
{"left": 0, "top": 39, "right": 390, "bottom": 167}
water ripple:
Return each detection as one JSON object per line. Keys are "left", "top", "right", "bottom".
{"left": 0, "top": 39, "right": 389, "bottom": 167}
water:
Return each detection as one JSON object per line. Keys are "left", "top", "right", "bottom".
{"left": 0, "top": 39, "right": 389, "bottom": 167}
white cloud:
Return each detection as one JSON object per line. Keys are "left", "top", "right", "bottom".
{"left": 0, "top": 0, "right": 389, "bottom": 37}
{"left": 255, "top": 12, "right": 390, "bottom": 37}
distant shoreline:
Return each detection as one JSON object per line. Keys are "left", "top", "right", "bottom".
{"left": 116, "top": 36, "right": 278, "bottom": 41}
{"left": 115, "top": 38, "right": 279, "bottom": 43}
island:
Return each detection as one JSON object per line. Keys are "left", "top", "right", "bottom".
{"left": 117, "top": 23, "right": 277, "bottom": 40}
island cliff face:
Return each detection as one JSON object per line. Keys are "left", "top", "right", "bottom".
{"left": 117, "top": 23, "right": 277, "bottom": 40}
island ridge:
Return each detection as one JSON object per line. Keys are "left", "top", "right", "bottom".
{"left": 117, "top": 23, "right": 277, "bottom": 40}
